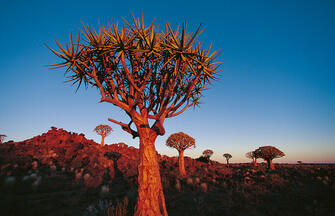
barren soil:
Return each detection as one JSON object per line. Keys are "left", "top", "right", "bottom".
{"left": 1, "top": 128, "right": 334, "bottom": 216}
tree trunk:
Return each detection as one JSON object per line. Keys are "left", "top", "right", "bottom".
{"left": 253, "top": 159, "right": 257, "bottom": 167}
{"left": 101, "top": 135, "right": 105, "bottom": 146}
{"left": 134, "top": 128, "right": 168, "bottom": 216}
{"left": 178, "top": 150, "right": 186, "bottom": 177}
{"left": 226, "top": 159, "right": 229, "bottom": 167}
{"left": 267, "top": 159, "right": 275, "bottom": 170}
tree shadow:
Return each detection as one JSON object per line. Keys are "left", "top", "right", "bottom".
{"left": 104, "top": 152, "right": 130, "bottom": 198}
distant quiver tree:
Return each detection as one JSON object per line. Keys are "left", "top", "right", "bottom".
{"left": 223, "top": 153, "right": 232, "bottom": 166}
{"left": 245, "top": 150, "right": 260, "bottom": 168}
{"left": 255, "top": 146, "right": 285, "bottom": 170}
{"left": 47, "top": 15, "right": 221, "bottom": 216}
{"left": 166, "top": 132, "right": 195, "bottom": 177}
{"left": 203, "top": 149, "right": 214, "bottom": 159}
{"left": 94, "top": 124, "right": 112, "bottom": 146}
{"left": 0, "top": 134, "right": 7, "bottom": 144}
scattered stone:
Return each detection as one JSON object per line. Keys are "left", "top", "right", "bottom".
{"left": 186, "top": 177, "right": 193, "bottom": 185}
{"left": 194, "top": 177, "right": 200, "bottom": 184}
{"left": 200, "top": 182, "right": 208, "bottom": 192}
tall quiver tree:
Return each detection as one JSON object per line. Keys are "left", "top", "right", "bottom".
{"left": 94, "top": 124, "right": 112, "bottom": 146}
{"left": 48, "top": 15, "right": 221, "bottom": 216}
{"left": 255, "top": 146, "right": 285, "bottom": 170}
{"left": 0, "top": 134, "right": 7, "bottom": 144}
{"left": 223, "top": 153, "right": 232, "bottom": 167}
{"left": 166, "top": 132, "right": 195, "bottom": 177}
{"left": 245, "top": 151, "right": 260, "bottom": 168}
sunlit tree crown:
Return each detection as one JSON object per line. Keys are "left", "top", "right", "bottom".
{"left": 166, "top": 132, "right": 195, "bottom": 151}
{"left": 203, "top": 149, "right": 213, "bottom": 158}
{"left": 48, "top": 15, "right": 221, "bottom": 138}
{"left": 94, "top": 124, "right": 113, "bottom": 136}
{"left": 255, "top": 146, "right": 285, "bottom": 160}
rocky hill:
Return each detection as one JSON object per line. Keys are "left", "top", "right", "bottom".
{"left": 0, "top": 127, "right": 142, "bottom": 187}
{"left": 0, "top": 127, "right": 221, "bottom": 215}
{"left": 1, "top": 127, "right": 334, "bottom": 216}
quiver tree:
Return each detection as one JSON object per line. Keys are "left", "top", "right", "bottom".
{"left": 0, "top": 135, "right": 7, "bottom": 144}
{"left": 203, "top": 149, "right": 213, "bottom": 159}
{"left": 223, "top": 153, "right": 232, "bottom": 166}
{"left": 48, "top": 15, "right": 221, "bottom": 216}
{"left": 255, "top": 146, "right": 285, "bottom": 170}
{"left": 94, "top": 124, "right": 113, "bottom": 146}
{"left": 245, "top": 151, "right": 260, "bottom": 168}
{"left": 166, "top": 132, "right": 195, "bottom": 177}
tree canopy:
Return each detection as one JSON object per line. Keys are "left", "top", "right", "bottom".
{"left": 255, "top": 146, "right": 285, "bottom": 161}
{"left": 223, "top": 153, "right": 232, "bottom": 160}
{"left": 94, "top": 125, "right": 113, "bottom": 137}
{"left": 48, "top": 15, "right": 221, "bottom": 216}
{"left": 203, "top": 149, "right": 213, "bottom": 158}
{"left": 47, "top": 16, "right": 221, "bottom": 138}
{"left": 245, "top": 151, "right": 260, "bottom": 160}
{"left": 166, "top": 132, "right": 195, "bottom": 151}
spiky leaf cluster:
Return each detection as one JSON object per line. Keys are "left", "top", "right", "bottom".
{"left": 94, "top": 125, "right": 113, "bottom": 137}
{"left": 166, "top": 132, "right": 195, "bottom": 152}
{"left": 223, "top": 153, "right": 232, "bottom": 160}
{"left": 203, "top": 149, "right": 213, "bottom": 158}
{"left": 254, "top": 146, "right": 285, "bottom": 160}
{"left": 48, "top": 16, "right": 221, "bottom": 137}
{"left": 245, "top": 151, "right": 261, "bottom": 159}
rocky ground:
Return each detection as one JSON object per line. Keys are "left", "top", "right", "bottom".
{"left": 1, "top": 127, "right": 334, "bottom": 216}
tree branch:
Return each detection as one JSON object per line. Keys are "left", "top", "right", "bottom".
{"left": 166, "top": 101, "right": 195, "bottom": 118}
{"left": 121, "top": 53, "right": 143, "bottom": 93}
{"left": 151, "top": 118, "right": 166, "bottom": 136}
{"left": 108, "top": 118, "right": 139, "bottom": 139}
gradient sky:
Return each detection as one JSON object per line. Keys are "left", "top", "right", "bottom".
{"left": 1, "top": 0, "right": 334, "bottom": 163}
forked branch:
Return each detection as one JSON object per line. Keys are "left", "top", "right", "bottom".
{"left": 108, "top": 118, "right": 139, "bottom": 138}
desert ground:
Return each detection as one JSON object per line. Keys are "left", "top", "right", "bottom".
{"left": 1, "top": 127, "right": 334, "bottom": 216}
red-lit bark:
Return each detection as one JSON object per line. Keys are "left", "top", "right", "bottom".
{"left": 94, "top": 125, "right": 112, "bottom": 146}
{"left": 246, "top": 151, "right": 260, "bottom": 168}
{"left": 48, "top": 16, "right": 221, "bottom": 216}
{"left": 135, "top": 127, "right": 168, "bottom": 216}
{"left": 101, "top": 135, "right": 105, "bottom": 146}
{"left": 255, "top": 146, "right": 285, "bottom": 170}
{"left": 267, "top": 159, "right": 275, "bottom": 170}
{"left": 178, "top": 150, "right": 186, "bottom": 177}
{"left": 253, "top": 159, "right": 257, "bottom": 167}
{"left": 166, "top": 132, "right": 195, "bottom": 177}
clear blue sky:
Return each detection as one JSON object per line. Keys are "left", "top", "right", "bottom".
{"left": 1, "top": 0, "right": 334, "bottom": 163}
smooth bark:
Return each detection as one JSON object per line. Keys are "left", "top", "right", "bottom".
{"left": 253, "top": 159, "right": 257, "bottom": 168}
{"left": 101, "top": 135, "right": 105, "bottom": 146}
{"left": 178, "top": 150, "right": 186, "bottom": 177}
{"left": 267, "top": 159, "right": 275, "bottom": 170}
